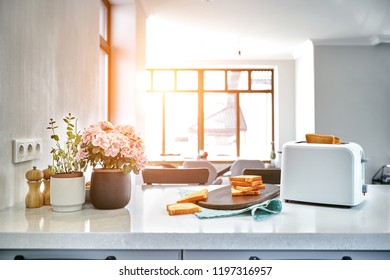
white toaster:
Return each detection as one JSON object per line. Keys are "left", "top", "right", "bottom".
{"left": 281, "top": 141, "right": 367, "bottom": 206}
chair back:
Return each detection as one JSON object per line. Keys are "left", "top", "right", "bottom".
{"left": 230, "top": 159, "right": 265, "bottom": 176}
{"left": 243, "top": 168, "right": 281, "bottom": 184}
{"left": 183, "top": 160, "right": 218, "bottom": 185}
{"left": 142, "top": 168, "right": 209, "bottom": 185}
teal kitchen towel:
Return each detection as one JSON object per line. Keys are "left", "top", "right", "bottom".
{"left": 179, "top": 189, "right": 282, "bottom": 220}
{"left": 195, "top": 199, "right": 282, "bottom": 220}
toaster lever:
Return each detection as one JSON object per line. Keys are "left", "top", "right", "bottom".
{"left": 362, "top": 184, "right": 368, "bottom": 196}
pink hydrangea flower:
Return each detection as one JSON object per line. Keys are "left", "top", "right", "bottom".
{"left": 80, "top": 121, "right": 147, "bottom": 174}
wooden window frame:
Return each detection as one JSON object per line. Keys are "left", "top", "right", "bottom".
{"left": 100, "top": 0, "right": 111, "bottom": 120}
{"left": 147, "top": 68, "right": 274, "bottom": 157}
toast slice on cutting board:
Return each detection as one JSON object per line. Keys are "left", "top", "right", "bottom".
{"left": 166, "top": 203, "right": 201, "bottom": 215}
{"left": 230, "top": 175, "right": 262, "bottom": 183}
{"left": 176, "top": 189, "right": 208, "bottom": 203}
{"left": 231, "top": 188, "right": 261, "bottom": 196}
{"left": 230, "top": 175, "right": 264, "bottom": 196}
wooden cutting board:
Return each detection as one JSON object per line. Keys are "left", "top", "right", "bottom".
{"left": 197, "top": 184, "right": 280, "bottom": 210}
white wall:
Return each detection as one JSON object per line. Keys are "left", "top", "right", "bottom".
{"left": 274, "top": 60, "right": 296, "bottom": 151}
{"left": 295, "top": 41, "right": 315, "bottom": 140}
{"left": 313, "top": 44, "right": 390, "bottom": 180}
{"left": 0, "top": 0, "right": 99, "bottom": 209}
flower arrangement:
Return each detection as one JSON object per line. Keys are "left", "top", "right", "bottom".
{"left": 79, "top": 121, "right": 147, "bottom": 174}
{"left": 47, "top": 113, "right": 87, "bottom": 174}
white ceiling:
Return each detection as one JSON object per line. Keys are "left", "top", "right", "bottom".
{"left": 138, "top": 0, "right": 390, "bottom": 62}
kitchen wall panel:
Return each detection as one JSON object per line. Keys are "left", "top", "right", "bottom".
{"left": 314, "top": 45, "right": 390, "bottom": 181}
{"left": 0, "top": 0, "right": 100, "bottom": 209}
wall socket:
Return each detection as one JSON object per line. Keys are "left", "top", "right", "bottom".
{"left": 12, "top": 138, "right": 42, "bottom": 163}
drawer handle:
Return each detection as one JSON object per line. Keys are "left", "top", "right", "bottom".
{"left": 249, "top": 256, "right": 260, "bottom": 260}
{"left": 14, "top": 255, "right": 117, "bottom": 260}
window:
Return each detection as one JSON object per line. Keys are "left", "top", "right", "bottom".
{"left": 145, "top": 68, "right": 274, "bottom": 160}
{"left": 99, "top": 0, "right": 110, "bottom": 120}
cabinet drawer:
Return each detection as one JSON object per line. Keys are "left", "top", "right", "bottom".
{"left": 183, "top": 250, "right": 390, "bottom": 260}
{"left": 0, "top": 249, "right": 181, "bottom": 260}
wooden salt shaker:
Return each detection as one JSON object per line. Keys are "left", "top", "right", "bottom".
{"left": 42, "top": 166, "right": 53, "bottom": 205}
{"left": 25, "top": 166, "right": 44, "bottom": 208}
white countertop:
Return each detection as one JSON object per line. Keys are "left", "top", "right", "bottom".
{"left": 0, "top": 184, "right": 389, "bottom": 251}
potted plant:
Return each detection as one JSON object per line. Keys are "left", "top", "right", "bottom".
{"left": 78, "top": 121, "right": 147, "bottom": 209}
{"left": 47, "top": 113, "right": 87, "bottom": 212}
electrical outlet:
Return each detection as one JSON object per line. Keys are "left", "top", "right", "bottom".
{"left": 12, "top": 140, "right": 26, "bottom": 163}
{"left": 12, "top": 138, "right": 42, "bottom": 163}
{"left": 34, "top": 139, "right": 42, "bottom": 157}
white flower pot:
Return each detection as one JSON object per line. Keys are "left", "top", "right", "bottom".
{"left": 50, "top": 173, "right": 85, "bottom": 212}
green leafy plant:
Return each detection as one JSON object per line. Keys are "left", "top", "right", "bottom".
{"left": 47, "top": 113, "right": 87, "bottom": 174}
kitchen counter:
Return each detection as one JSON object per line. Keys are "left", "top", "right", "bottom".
{"left": 0, "top": 184, "right": 389, "bottom": 259}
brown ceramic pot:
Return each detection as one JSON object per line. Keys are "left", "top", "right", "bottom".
{"left": 90, "top": 168, "right": 131, "bottom": 209}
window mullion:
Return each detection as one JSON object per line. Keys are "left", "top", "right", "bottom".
{"left": 248, "top": 70, "right": 252, "bottom": 91}
{"left": 224, "top": 70, "right": 228, "bottom": 90}
{"left": 236, "top": 92, "right": 240, "bottom": 157}
{"left": 100, "top": 0, "right": 111, "bottom": 121}
{"left": 162, "top": 92, "right": 166, "bottom": 155}
{"left": 271, "top": 69, "right": 275, "bottom": 144}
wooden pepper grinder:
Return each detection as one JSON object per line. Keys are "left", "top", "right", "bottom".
{"left": 42, "top": 166, "right": 53, "bottom": 205}
{"left": 25, "top": 166, "right": 44, "bottom": 208}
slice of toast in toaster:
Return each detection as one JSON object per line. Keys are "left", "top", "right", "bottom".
{"left": 306, "top": 133, "right": 341, "bottom": 144}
